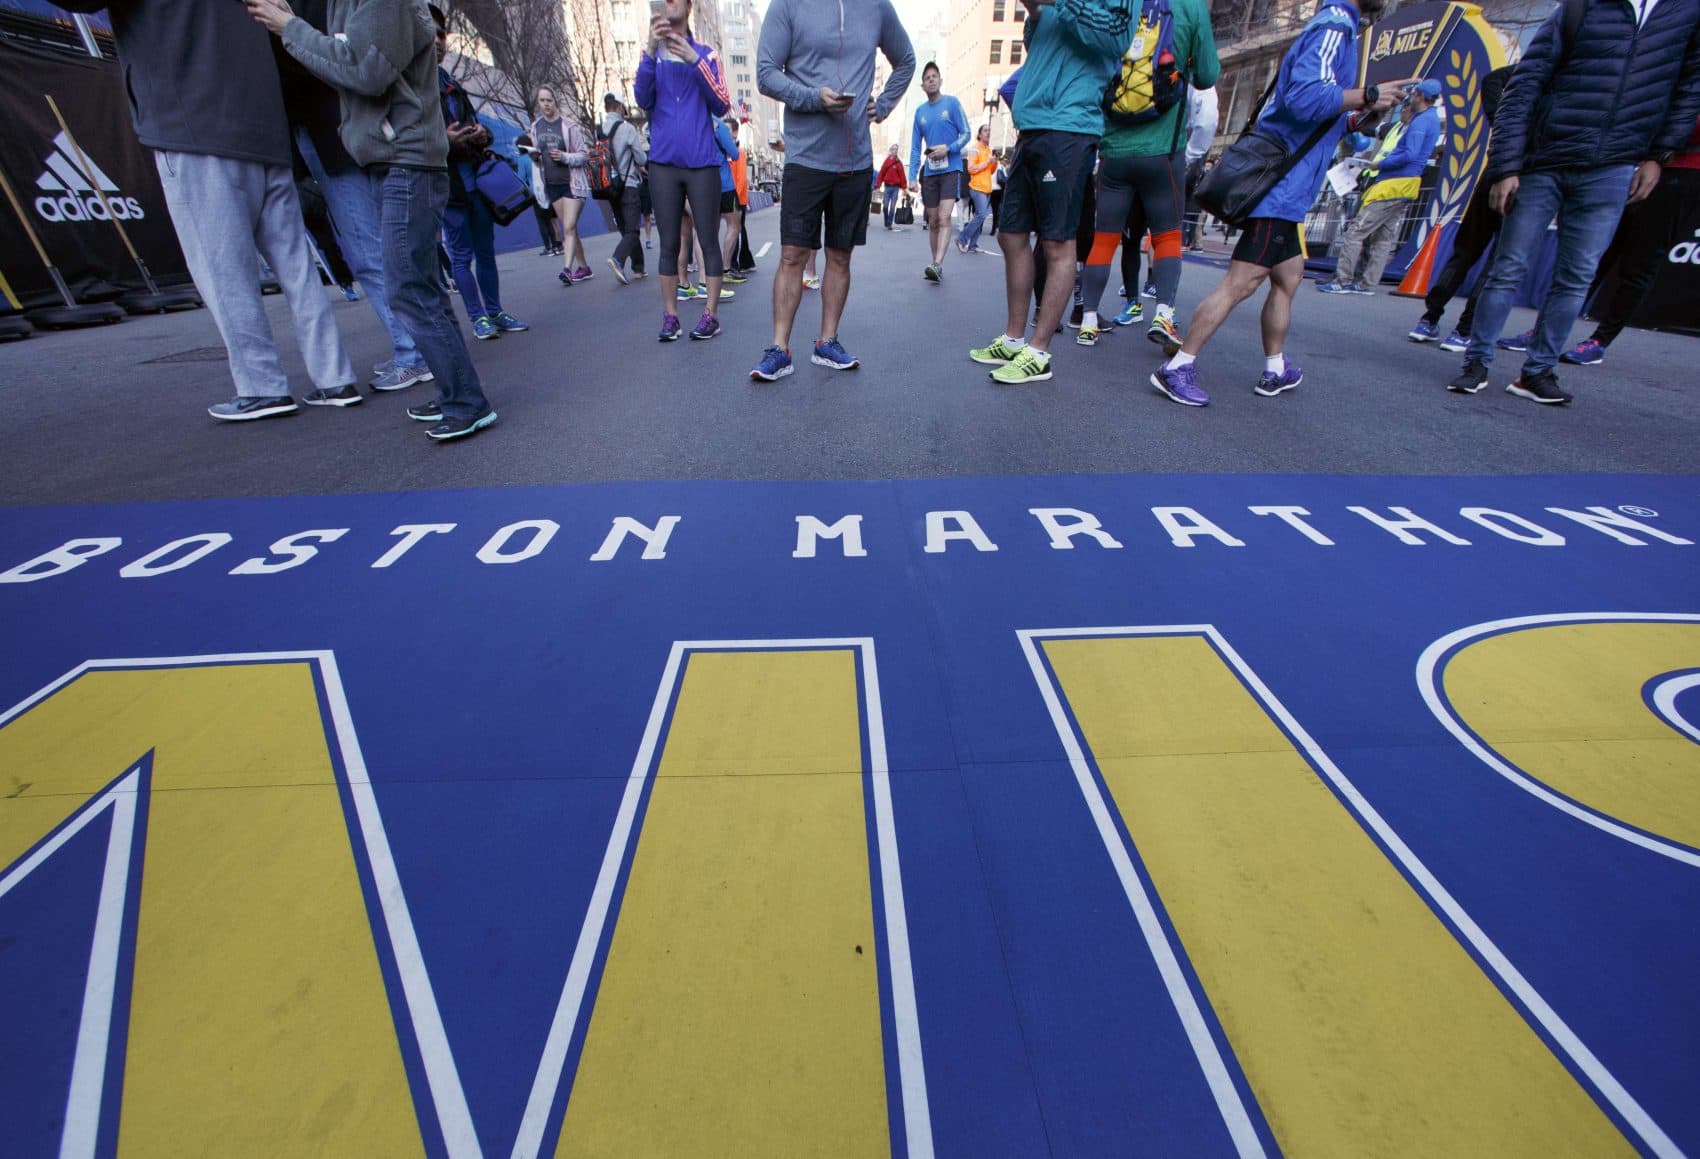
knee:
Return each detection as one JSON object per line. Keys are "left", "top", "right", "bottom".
{"left": 824, "top": 249, "right": 851, "bottom": 271}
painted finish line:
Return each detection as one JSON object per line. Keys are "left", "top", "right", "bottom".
{"left": 1, "top": 471, "right": 1696, "bottom": 1158}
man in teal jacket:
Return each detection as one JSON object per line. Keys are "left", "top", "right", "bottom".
{"left": 969, "top": 0, "right": 1133, "bottom": 386}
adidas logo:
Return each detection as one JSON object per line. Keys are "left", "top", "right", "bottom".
{"left": 1041, "top": 170, "right": 1057, "bottom": 183}
{"left": 33, "top": 131, "right": 145, "bottom": 223}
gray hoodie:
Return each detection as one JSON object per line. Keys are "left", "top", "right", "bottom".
{"left": 757, "top": 0, "right": 915, "bottom": 173}
{"left": 281, "top": 0, "right": 446, "bottom": 170}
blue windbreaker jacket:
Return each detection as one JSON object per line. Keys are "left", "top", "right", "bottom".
{"left": 1249, "top": 0, "right": 1360, "bottom": 222}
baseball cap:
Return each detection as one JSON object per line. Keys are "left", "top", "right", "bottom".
{"left": 1416, "top": 78, "right": 1442, "bottom": 99}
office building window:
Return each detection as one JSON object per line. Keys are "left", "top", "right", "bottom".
{"left": 1009, "top": 41, "right": 1023, "bottom": 65}
{"left": 993, "top": 0, "right": 1006, "bottom": 19}
{"left": 990, "top": 39, "right": 1002, "bottom": 64}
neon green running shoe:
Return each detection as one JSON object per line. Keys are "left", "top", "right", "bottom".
{"left": 969, "top": 334, "right": 1026, "bottom": 365}
{"left": 989, "top": 346, "right": 1053, "bottom": 384}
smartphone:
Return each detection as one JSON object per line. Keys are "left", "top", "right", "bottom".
{"left": 648, "top": 0, "right": 664, "bottom": 19}
{"left": 836, "top": 92, "right": 859, "bottom": 102}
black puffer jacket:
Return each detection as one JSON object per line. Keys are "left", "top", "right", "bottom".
{"left": 1485, "top": 0, "right": 1700, "bottom": 183}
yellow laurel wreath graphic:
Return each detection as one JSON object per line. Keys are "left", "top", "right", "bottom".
{"left": 1428, "top": 47, "right": 1485, "bottom": 232}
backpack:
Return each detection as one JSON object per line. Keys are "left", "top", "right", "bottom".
{"left": 585, "top": 126, "right": 620, "bottom": 200}
{"left": 1102, "top": 0, "right": 1185, "bottom": 127}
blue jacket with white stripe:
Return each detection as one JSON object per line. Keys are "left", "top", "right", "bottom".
{"left": 1249, "top": 0, "right": 1361, "bottom": 222}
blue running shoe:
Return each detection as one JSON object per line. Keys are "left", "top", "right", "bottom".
{"left": 811, "top": 336, "right": 860, "bottom": 370}
{"left": 1561, "top": 337, "right": 1604, "bottom": 365}
{"left": 1113, "top": 300, "right": 1144, "bottom": 326}
{"left": 1316, "top": 281, "right": 1355, "bottom": 294}
{"left": 471, "top": 315, "right": 500, "bottom": 340}
{"left": 1255, "top": 362, "right": 1304, "bottom": 397}
{"left": 1439, "top": 329, "right": 1469, "bottom": 353}
{"left": 1408, "top": 319, "right": 1439, "bottom": 342}
{"left": 1150, "top": 363, "right": 1210, "bottom": 407}
{"left": 658, "top": 313, "right": 681, "bottom": 342}
{"left": 751, "top": 344, "right": 793, "bottom": 381}
{"left": 1497, "top": 328, "right": 1534, "bottom": 352}
{"left": 492, "top": 311, "right": 529, "bottom": 332}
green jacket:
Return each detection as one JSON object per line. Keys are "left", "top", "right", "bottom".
{"left": 1098, "top": 0, "right": 1220, "bottom": 158}
{"left": 281, "top": 0, "right": 446, "bottom": 170}
{"left": 1012, "top": 0, "right": 1134, "bottom": 138}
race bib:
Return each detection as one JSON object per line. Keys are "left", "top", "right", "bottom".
{"left": 926, "top": 153, "right": 948, "bottom": 172}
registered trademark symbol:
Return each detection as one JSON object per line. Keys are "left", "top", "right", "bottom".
{"left": 1618, "top": 505, "right": 1658, "bottom": 518}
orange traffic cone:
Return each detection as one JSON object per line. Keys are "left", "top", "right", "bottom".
{"left": 1393, "top": 221, "right": 1446, "bottom": 298}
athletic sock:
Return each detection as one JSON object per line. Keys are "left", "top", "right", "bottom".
{"left": 1167, "top": 351, "right": 1196, "bottom": 370}
{"left": 1156, "top": 304, "right": 1175, "bottom": 322}
{"left": 1265, "top": 354, "right": 1285, "bottom": 375}
{"left": 1082, "top": 311, "right": 1099, "bottom": 330}
{"left": 1004, "top": 334, "right": 1027, "bottom": 348}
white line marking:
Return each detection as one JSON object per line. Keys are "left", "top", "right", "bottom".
{"left": 1024, "top": 623, "right": 1682, "bottom": 1159}
{"left": 0, "top": 766, "right": 138, "bottom": 1159}
{"left": 1017, "top": 628, "right": 1265, "bottom": 1159}
{"left": 1416, "top": 612, "right": 1700, "bottom": 867}
{"left": 755, "top": 241, "right": 773, "bottom": 258}
{"left": 1650, "top": 671, "right": 1700, "bottom": 745}
{"left": 0, "top": 654, "right": 482, "bottom": 1159}
{"left": 515, "top": 638, "right": 932, "bottom": 1158}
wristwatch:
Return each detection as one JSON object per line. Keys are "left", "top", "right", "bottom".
{"left": 1362, "top": 84, "right": 1380, "bottom": 109}
{"left": 1652, "top": 150, "right": 1674, "bottom": 166}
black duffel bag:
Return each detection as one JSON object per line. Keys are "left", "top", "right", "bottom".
{"left": 1193, "top": 118, "right": 1335, "bottom": 226}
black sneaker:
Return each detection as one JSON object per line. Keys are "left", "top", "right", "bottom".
{"left": 1067, "top": 302, "right": 1084, "bottom": 330}
{"left": 208, "top": 395, "right": 298, "bottom": 421}
{"left": 406, "top": 401, "right": 443, "bottom": 422}
{"left": 1506, "top": 368, "right": 1573, "bottom": 405}
{"left": 1447, "top": 360, "right": 1489, "bottom": 394}
{"left": 302, "top": 384, "right": 363, "bottom": 407}
{"left": 426, "top": 409, "right": 498, "bottom": 442}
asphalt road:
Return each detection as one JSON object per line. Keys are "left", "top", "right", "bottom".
{"left": 2, "top": 205, "right": 1695, "bottom": 507}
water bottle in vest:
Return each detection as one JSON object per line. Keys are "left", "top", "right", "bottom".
{"left": 1103, "top": 0, "right": 1184, "bottom": 127}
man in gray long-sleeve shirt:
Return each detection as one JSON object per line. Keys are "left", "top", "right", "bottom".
{"left": 749, "top": 0, "right": 914, "bottom": 382}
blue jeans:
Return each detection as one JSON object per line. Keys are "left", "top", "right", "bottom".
{"left": 442, "top": 182, "right": 503, "bottom": 320}
{"left": 959, "top": 188, "right": 991, "bottom": 249}
{"left": 375, "top": 168, "right": 490, "bottom": 422}
{"left": 1464, "top": 165, "right": 1635, "bottom": 373}
{"left": 882, "top": 184, "right": 900, "bottom": 227}
{"left": 294, "top": 127, "right": 424, "bottom": 370}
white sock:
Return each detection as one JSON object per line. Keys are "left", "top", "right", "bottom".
{"left": 1004, "top": 334, "right": 1027, "bottom": 348}
{"left": 1167, "top": 351, "right": 1196, "bottom": 370}
{"left": 1265, "top": 354, "right": 1285, "bottom": 374}
{"left": 1082, "top": 310, "right": 1099, "bottom": 330}
{"left": 1156, "top": 303, "right": 1175, "bottom": 322}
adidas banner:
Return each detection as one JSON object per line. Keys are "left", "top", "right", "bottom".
{"left": 0, "top": 38, "right": 186, "bottom": 310}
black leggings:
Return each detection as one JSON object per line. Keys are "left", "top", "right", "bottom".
{"left": 649, "top": 163, "right": 724, "bottom": 278}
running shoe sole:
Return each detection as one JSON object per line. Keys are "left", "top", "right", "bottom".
{"left": 1506, "top": 381, "right": 1571, "bottom": 405}
{"left": 1439, "top": 339, "right": 1468, "bottom": 353}
{"left": 1447, "top": 379, "right": 1488, "bottom": 394}
{"left": 1076, "top": 331, "right": 1099, "bottom": 347}
{"left": 691, "top": 327, "right": 720, "bottom": 340}
{"left": 302, "top": 390, "right": 363, "bottom": 408}
{"left": 1255, "top": 373, "right": 1303, "bottom": 397}
{"left": 1147, "top": 326, "right": 1182, "bottom": 356}
{"left": 1150, "top": 372, "right": 1207, "bottom": 407}
{"left": 990, "top": 365, "right": 1052, "bottom": 384}
{"left": 607, "top": 258, "right": 630, "bottom": 285}
{"left": 751, "top": 364, "right": 794, "bottom": 382}
{"left": 1408, "top": 330, "right": 1435, "bottom": 342}
{"left": 407, "top": 408, "right": 441, "bottom": 422}
{"left": 209, "top": 399, "right": 299, "bottom": 421}
{"left": 811, "top": 354, "right": 860, "bottom": 370}
{"left": 426, "top": 411, "right": 499, "bottom": 441}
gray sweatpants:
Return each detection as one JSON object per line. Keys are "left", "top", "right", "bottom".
{"left": 1330, "top": 196, "right": 1411, "bottom": 290}
{"left": 153, "top": 150, "right": 354, "bottom": 398}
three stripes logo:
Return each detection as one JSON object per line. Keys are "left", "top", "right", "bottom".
{"left": 33, "top": 131, "right": 145, "bottom": 224}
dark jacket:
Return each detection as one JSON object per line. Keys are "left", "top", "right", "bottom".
{"left": 56, "top": 0, "right": 292, "bottom": 167}
{"left": 276, "top": 0, "right": 359, "bottom": 175}
{"left": 1485, "top": 0, "right": 1700, "bottom": 183}
{"left": 440, "top": 69, "right": 485, "bottom": 206}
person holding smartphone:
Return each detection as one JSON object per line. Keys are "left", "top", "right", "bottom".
{"left": 636, "top": 0, "right": 733, "bottom": 342}
{"left": 751, "top": 0, "right": 915, "bottom": 381}
{"left": 908, "top": 61, "right": 971, "bottom": 283}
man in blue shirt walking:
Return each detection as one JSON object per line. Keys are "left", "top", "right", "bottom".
{"left": 1150, "top": 0, "right": 1398, "bottom": 407}
{"left": 909, "top": 61, "right": 971, "bottom": 282}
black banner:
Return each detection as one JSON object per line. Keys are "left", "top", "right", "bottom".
{"left": 0, "top": 38, "right": 187, "bottom": 311}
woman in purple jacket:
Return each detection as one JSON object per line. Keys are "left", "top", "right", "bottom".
{"left": 636, "top": 0, "right": 732, "bottom": 342}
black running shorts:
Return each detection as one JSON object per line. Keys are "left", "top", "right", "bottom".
{"left": 780, "top": 164, "right": 874, "bottom": 250}
{"left": 997, "top": 129, "right": 1098, "bottom": 242}
{"left": 920, "top": 169, "right": 963, "bottom": 209}
{"left": 1232, "top": 217, "right": 1305, "bottom": 268}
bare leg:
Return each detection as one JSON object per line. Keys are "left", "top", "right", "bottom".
{"left": 932, "top": 197, "right": 958, "bottom": 265}
{"left": 999, "top": 230, "right": 1033, "bottom": 340}
{"left": 1030, "top": 239, "right": 1075, "bottom": 355}
{"left": 820, "top": 247, "right": 852, "bottom": 340}
{"left": 1179, "top": 260, "right": 1270, "bottom": 356}
{"left": 559, "top": 197, "right": 586, "bottom": 271}
{"left": 1261, "top": 254, "right": 1303, "bottom": 355}
{"left": 771, "top": 244, "right": 810, "bottom": 348}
